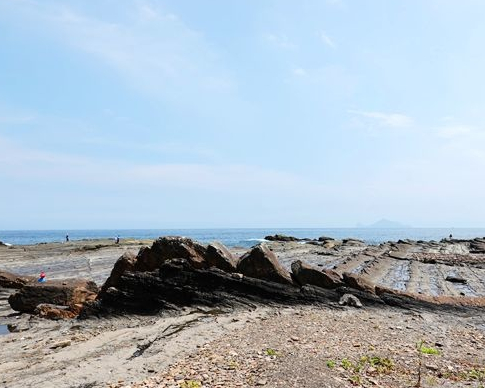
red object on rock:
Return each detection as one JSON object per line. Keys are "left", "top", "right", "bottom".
{"left": 40, "top": 271, "right": 46, "bottom": 278}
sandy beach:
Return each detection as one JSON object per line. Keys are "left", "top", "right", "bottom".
{"left": 0, "top": 238, "right": 484, "bottom": 388}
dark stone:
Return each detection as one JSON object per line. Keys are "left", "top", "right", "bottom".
{"left": 134, "top": 236, "right": 207, "bottom": 272}
{"left": 318, "top": 236, "right": 335, "bottom": 242}
{"left": 88, "top": 259, "right": 336, "bottom": 315}
{"left": 264, "top": 234, "right": 300, "bottom": 242}
{"left": 205, "top": 242, "right": 237, "bottom": 272}
{"left": 0, "top": 271, "right": 36, "bottom": 289}
{"left": 291, "top": 260, "right": 343, "bottom": 289}
{"left": 99, "top": 251, "right": 137, "bottom": 295}
{"left": 445, "top": 275, "right": 467, "bottom": 284}
{"left": 470, "top": 239, "right": 485, "bottom": 254}
{"left": 237, "top": 245, "right": 293, "bottom": 285}
{"left": 8, "top": 279, "right": 98, "bottom": 313}
{"left": 342, "top": 238, "right": 366, "bottom": 246}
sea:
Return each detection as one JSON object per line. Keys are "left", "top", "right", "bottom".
{"left": 1, "top": 228, "right": 485, "bottom": 248}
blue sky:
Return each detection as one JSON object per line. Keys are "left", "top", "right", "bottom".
{"left": 1, "top": 0, "right": 485, "bottom": 229}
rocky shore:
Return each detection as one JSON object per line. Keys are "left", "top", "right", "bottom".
{"left": 0, "top": 236, "right": 484, "bottom": 387}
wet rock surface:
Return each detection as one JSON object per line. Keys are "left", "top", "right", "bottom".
{"left": 267, "top": 237, "right": 485, "bottom": 299}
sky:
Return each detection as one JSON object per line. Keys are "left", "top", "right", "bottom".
{"left": 1, "top": 0, "right": 485, "bottom": 229}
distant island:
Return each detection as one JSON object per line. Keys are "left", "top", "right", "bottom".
{"left": 359, "top": 218, "right": 411, "bottom": 228}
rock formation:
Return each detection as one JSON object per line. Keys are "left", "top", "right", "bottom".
{"left": 0, "top": 270, "right": 36, "bottom": 289}
{"left": 237, "top": 245, "right": 293, "bottom": 285}
{"left": 205, "top": 242, "right": 237, "bottom": 272}
{"left": 8, "top": 279, "right": 98, "bottom": 317}
{"left": 290, "top": 260, "right": 343, "bottom": 289}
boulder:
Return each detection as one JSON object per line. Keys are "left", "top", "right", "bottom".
{"left": 35, "top": 304, "right": 78, "bottom": 320}
{"left": 237, "top": 245, "right": 293, "bottom": 285}
{"left": 264, "top": 234, "right": 300, "bottom": 242}
{"left": 339, "top": 294, "right": 363, "bottom": 308}
{"left": 324, "top": 240, "right": 341, "bottom": 249}
{"left": 100, "top": 251, "right": 137, "bottom": 294}
{"left": 342, "top": 238, "right": 366, "bottom": 246}
{"left": 342, "top": 272, "right": 375, "bottom": 294}
{"left": 388, "top": 251, "right": 408, "bottom": 260}
{"left": 0, "top": 270, "right": 36, "bottom": 289}
{"left": 205, "top": 242, "right": 237, "bottom": 272}
{"left": 8, "top": 279, "right": 98, "bottom": 313}
{"left": 291, "top": 260, "right": 343, "bottom": 289}
{"left": 134, "top": 236, "right": 207, "bottom": 272}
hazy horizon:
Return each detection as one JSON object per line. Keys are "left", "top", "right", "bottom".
{"left": 1, "top": 1, "right": 485, "bottom": 230}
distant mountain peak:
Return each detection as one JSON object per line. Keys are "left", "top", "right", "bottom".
{"left": 365, "top": 219, "right": 410, "bottom": 228}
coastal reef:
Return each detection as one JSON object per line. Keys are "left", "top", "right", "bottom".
{"left": 4, "top": 235, "right": 485, "bottom": 319}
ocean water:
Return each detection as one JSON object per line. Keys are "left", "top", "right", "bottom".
{"left": 1, "top": 228, "right": 485, "bottom": 248}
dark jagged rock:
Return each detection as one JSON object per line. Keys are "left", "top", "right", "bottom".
{"left": 342, "top": 238, "right": 366, "bottom": 246}
{"left": 205, "top": 242, "right": 237, "bottom": 272}
{"left": 89, "top": 259, "right": 337, "bottom": 315}
{"left": 264, "top": 234, "right": 300, "bottom": 242}
{"left": 237, "top": 245, "right": 293, "bottom": 285}
{"left": 0, "top": 270, "right": 36, "bottom": 289}
{"left": 8, "top": 279, "right": 98, "bottom": 313}
{"left": 469, "top": 239, "right": 485, "bottom": 254}
{"left": 291, "top": 260, "right": 343, "bottom": 289}
{"left": 318, "top": 236, "right": 335, "bottom": 242}
{"left": 342, "top": 272, "right": 375, "bottom": 294}
{"left": 100, "top": 251, "right": 137, "bottom": 295}
{"left": 134, "top": 236, "right": 207, "bottom": 272}
{"left": 445, "top": 275, "right": 467, "bottom": 284}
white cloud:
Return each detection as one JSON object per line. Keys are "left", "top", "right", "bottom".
{"left": 10, "top": 1, "right": 235, "bottom": 105}
{"left": 319, "top": 31, "right": 336, "bottom": 48}
{"left": 264, "top": 33, "right": 297, "bottom": 49}
{"left": 348, "top": 110, "right": 414, "bottom": 128}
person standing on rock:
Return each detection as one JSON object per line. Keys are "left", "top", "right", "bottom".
{"left": 65, "top": 234, "right": 69, "bottom": 242}
{"left": 115, "top": 235, "right": 120, "bottom": 244}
